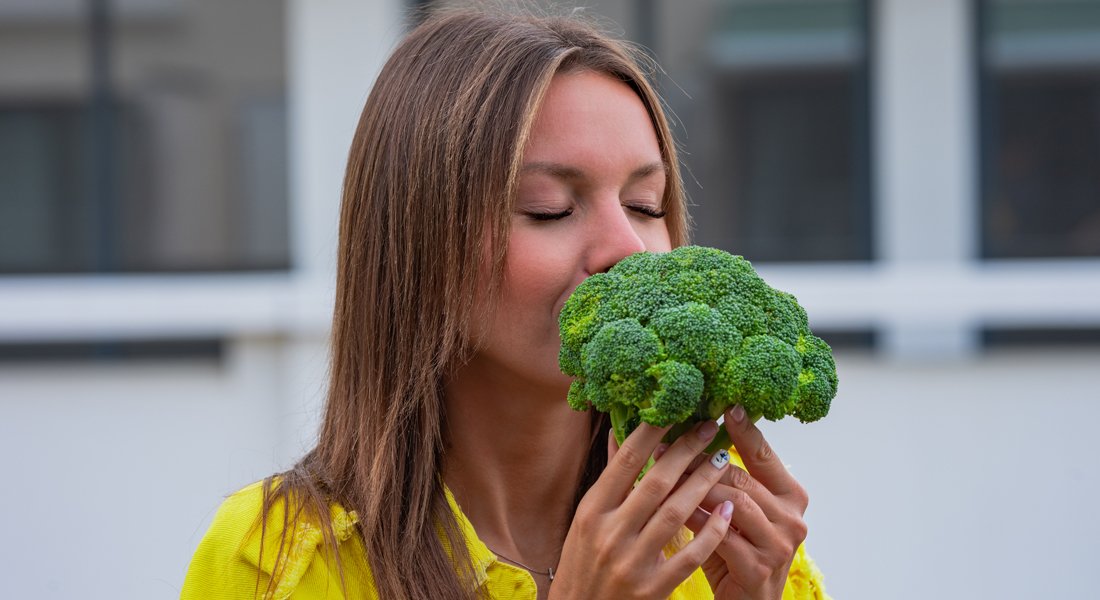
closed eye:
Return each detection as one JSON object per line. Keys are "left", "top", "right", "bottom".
{"left": 626, "top": 204, "right": 667, "bottom": 219}
{"left": 525, "top": 208, "right": 574, "bottom": 221}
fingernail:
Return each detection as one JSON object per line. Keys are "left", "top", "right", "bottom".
{"left": 653, "top": 443, "right": 668, "bottom": 461}
{"left": 729, "top": 405, "right": 746, "bottom": 424}
{"left": 697, "top": 421, "right": 719, "bottom": 441}
{"left": 719, "top": 500, "right": 734, "bottom": 521}
{"left": 710, "top": 448, "right": 731, "bottom": 470}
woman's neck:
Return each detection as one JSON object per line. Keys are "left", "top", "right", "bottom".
{"left": 442, "top": 357, "right": 592, "bottom": 572}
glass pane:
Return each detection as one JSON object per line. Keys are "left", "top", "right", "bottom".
{"left": 0, "top": 105, "right": 91, "bottom": 272}
{"left": 981, "top": 0, "right": 1100, "bottom": 258}
{"left": 657, "top": 0, "right": 872, "bottom": 262}
{"left": 0, "top": 0, "right": 289, "bottom": 273}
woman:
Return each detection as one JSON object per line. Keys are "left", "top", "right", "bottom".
{"left": 181, "top": 8, "right": 828, "bottom": 600}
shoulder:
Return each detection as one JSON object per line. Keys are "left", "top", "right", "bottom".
{"left": 181, "top": 480, "right": 370, "bottom": 600}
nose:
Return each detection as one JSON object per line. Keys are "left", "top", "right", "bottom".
{"left": 585, "top": 201, "right": 648, "bottom": 274}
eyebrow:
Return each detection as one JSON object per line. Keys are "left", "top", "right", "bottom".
{"left": 520, "top": 161, "right": 667, "bottom": 182}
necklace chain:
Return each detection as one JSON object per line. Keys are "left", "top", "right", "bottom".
{"left": 487, "top": 547, "right": 557, "bottom": 582}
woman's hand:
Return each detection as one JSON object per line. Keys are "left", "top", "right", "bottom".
{"left": 684, "top": 406, "right": 810, "bottom": 600}
{"left": 549, "top": 421, "right": 736, "bottom": 600}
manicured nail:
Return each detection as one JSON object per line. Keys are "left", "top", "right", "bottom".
{"left": 729, "top": 405, "right": 746, "bottom": 424}
{"left": 710, "top": 448, "right": 731, "bottom": 470}
{"left": 697, "top": 421, "right": 719, "bottom": 441}
{"left": 719, "top": 500, "right": 734, "bottom": 521}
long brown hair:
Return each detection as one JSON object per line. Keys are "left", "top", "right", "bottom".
{"left": 259, "top": 7, "right": 690, "bottom": 599}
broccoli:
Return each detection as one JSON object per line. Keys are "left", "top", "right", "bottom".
{"left": 559, "top": 246, "right": 837, "bottom": 454}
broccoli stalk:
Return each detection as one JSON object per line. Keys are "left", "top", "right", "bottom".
{"left": 559, "top": 246, "right": 837, "bottom": 454}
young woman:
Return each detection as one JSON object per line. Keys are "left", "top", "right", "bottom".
{"left": 182, "top": 8, "right": 828, "bottom": 600}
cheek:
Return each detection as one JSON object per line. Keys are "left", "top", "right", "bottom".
{"left": 641, "top": 221, "right": 673, "bottom": 253}
{"left": 495, "top": 228, "right": 577, "bottom": 340}
{"left": 501, "top": 236, "right": 564, "bottom": 308}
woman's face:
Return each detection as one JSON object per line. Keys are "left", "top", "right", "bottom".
{"left": 473, "top": 70, "right": 673, "bottom": 394}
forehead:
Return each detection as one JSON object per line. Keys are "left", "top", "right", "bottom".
{"left": 523, "top": 70, "right": 664, "bottom": 170}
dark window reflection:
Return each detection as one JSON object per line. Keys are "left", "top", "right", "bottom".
{"left": 0, "top": 1, "right": 289, "bottom": 273}
{"left": 981, "top": 0, "right": 1100, "bottom": 258}
{"left": 712, "top": 69, "right": 869, "bottom": 261}
{"left": 657, "top": 0, "right": 873, "bottom": 263}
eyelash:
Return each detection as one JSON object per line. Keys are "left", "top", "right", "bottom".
{"left": 627, "top": 204, "right": 668, "bottom": 219}
{"left": 524, "top": 205, "right": 667, "bottom": 221}
{"left": 526, "top": 209, "right": 574, "bottom": 221}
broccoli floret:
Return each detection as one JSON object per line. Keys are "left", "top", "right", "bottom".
{"left": 640, "top": 360, "right": 704, "bottom": 427}
{"left": 651, "top": 303, "right": 741, "bottom": 379}
{"left": 713, "top": 335, "right": 802, "bottom": 422}
{"left": 559, "top": 246, "right": 837, "bottom": 453}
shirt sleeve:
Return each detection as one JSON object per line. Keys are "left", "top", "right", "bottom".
{"left": 783, "top": 544, "right": 831, "bottom": 600}
{"left": 180, "top": 482, "right": 274, "bottom": 600}
{"left": 179, "top": 482, "right": 366, "bottom": 600}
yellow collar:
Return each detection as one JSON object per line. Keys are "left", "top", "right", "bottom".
{"left": 339, "top": 484, "right": 527, "bottom": 592}
{"left": 443, "top": 486, "right": 497, "bottom": 590}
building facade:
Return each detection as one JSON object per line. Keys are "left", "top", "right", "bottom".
{"left": 1, "top": 1, "right": 1097, "bottom": 598}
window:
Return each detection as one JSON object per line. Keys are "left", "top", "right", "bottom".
{"left": 0, "top": 0, "right": 290, "bottom": 273}
{"left": 654, "top": 0, "right": 873, "bottom": 262}
{"left": 979, "top": 0, "right": 1100, "bottom": 259}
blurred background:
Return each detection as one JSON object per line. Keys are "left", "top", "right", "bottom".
{"left": 1, "top": 0, "right": 1098, "bottom": 598}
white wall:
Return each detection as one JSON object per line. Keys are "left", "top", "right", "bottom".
{"left": 0, "top": 337, "right": 329, "bottom": 598}
{"left": 2, "top": 347, "right": 1097, "bottom": 599}
{"left": 766, "top": 349, "right": 1100, "bottom": 599}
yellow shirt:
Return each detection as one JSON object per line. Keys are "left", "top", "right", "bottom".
{"left": 181, "top": 480, "right": 830, "bottom": 599}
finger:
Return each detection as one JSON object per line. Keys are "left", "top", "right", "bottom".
{"left": 608, "top": 431, "right": 673, "bottom": 488}
{"left": 710, "top": 505, "right": 805, "bottom": 591}
{"left": 679, "top": 438, "right": 796, "bottom": 523}
{"left": 637, "top": 447, "right": 733, "bottom": 550}
{"left": 589, "top": 423, "right": 670, "bottom": 508}
{"left": 722, "top": 484, "right": 786, "bottom": 551}
{"left": 660, "top": 501, "right": 734, "bottom": 593}
{"left": 687, "top": 477, "right": 782, "bottom": 550}
{"left": 711, "top": 524, "right": 765, "bottom": 586}
{"left": 683, "top": 506, "right": 761, "bottom": 582}
{"left": 691, "top": 476, "right": 809, "bottom": 572}
{"left": 724, "top": 405, "right": 803, "bottom": 501}
{"left": 652, "top": 443, "right": 669, "bottom": 463}
{"left": 620, "top": 421, "right": 720, "bottom": 530}
{"left": 683, "top": 505, "right": 711, "bottom": 533}
{"left": 682, "top": 448, "right": 741, "bottom": 481}
{"left": 695, "top": 467, "right": 787, "bottom": 522}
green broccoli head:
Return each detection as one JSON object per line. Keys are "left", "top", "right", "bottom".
{"left": 559, "top": 246, "right": 837, "bottom": 448}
